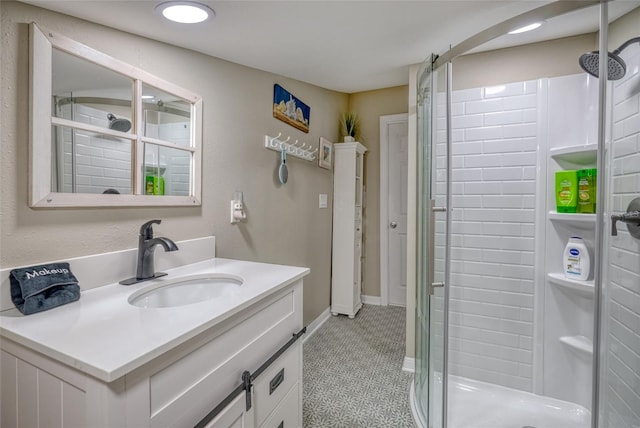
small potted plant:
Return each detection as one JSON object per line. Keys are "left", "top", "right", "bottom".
{"left": 340, "top": 112, "right": 360, "bottom": 142}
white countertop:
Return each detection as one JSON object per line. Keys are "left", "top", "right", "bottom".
{"left": 0, "top": 258, "right": 309, "bottom": 382}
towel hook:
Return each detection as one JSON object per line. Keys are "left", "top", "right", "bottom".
{"left": 269, "top": 132, "right": 282, "bottom": 146}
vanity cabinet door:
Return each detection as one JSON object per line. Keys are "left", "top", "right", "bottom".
{"left": 203, "top": 393, "right": 254, "bottom": 428}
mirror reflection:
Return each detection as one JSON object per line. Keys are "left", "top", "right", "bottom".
{"left": 52, "top": 124, "right": 133, "bottom": 194}
{"left": 49, "top": 47, "right": 195, "bottom": 198}
{"left": 141, "top": 83, "right": 191, "bottom": 146}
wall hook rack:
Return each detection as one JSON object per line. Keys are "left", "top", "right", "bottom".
{"left": 264, "top": 134, "right": 316, "bottom": 161}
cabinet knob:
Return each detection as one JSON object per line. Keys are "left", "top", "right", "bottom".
{"left": 390, "top": 221, "right": 397, "bottom": 229}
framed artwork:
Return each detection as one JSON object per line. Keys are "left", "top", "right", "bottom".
{"left": 273, "top": 84, "right": 310, "bottom": 133}
{"left": 319, "top": 137, "right": 333, "bottom": 170}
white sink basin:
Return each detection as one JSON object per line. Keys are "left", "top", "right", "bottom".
{"left": 128, "top": 273, "right": 244, "bottom": 308}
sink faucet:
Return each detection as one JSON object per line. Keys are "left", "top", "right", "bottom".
{"left": 120, "top": 220, "right": 179, "bottom": 285}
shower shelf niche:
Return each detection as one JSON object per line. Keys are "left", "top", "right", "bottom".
{"left": 547, "top": 273, "right": 594, "bottom": 297}
{"left": 559, "top": 335, "right": 593, "bottom": 356}
{"left": 549, "top": 144, "right": 597, "bottom": 164}
{"left": 543, "top": 73, "right": 599, "bottom": 410}
{"left": 548, "top": 212, "right": 596, "bottom": 228}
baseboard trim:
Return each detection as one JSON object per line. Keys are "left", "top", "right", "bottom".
{"left": 303, "top": 307, "right": 331, "bottom": 344}
{"left": 361, "top": 295, "right": 382, "bottom": 305}
{"left": 403, "top": 356, "right": 416, "bottom": 373}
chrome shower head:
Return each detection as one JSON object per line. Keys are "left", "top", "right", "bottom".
{"left": 578, "top": 36, "right": 640, "bottom": 81}
{"left": 107, "top": 113, "right": 132, "bottom": 133}
{"left": 578, "top": 51, "right": 626, "bottom": 81}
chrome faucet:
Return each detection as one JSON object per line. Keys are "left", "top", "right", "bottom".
{"left": 120, "top": 220, "right": 179, "bottom": 285}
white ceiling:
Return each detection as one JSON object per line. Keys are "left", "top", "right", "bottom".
{"left": 19, "top": 1, "right": 640, "bottom": 93}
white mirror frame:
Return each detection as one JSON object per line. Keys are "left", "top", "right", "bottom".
{"left": 29, "top": 23, "right": 203, "bottom": 208}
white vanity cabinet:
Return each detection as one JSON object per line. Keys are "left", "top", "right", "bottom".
{"left": 0, "top": 278, "right": 304, "bottom": 428}
{"left": 331, "top": 142, "right": 367, "bottom": 318}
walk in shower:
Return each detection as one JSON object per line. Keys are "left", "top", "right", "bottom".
{"left": 412, "top": 2, "right": 640, "bottom": 427}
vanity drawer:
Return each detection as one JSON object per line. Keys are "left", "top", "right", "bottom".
{"left": 253, "top": 344, "right": 301, "bottom": 427}
{"left": 259, "top": 381, "right": 300, "bottom": 428}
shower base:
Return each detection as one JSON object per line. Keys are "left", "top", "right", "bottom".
{"left": 410, "top": 374, "right": 591, "bottom": 428}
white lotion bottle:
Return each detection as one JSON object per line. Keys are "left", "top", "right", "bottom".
{"left": 563, "top": 237, "right": 590, "bottom": 280}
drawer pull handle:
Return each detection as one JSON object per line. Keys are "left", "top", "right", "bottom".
{"left": 277, "top": 422, "right": 284, "bottom": 428}
{"left": 270, "top": 368, "right": 285, "bottom": 395}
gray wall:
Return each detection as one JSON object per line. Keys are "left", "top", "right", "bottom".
{"left": 452, "top": 33, "right": 597, "bottom": 90}
{"left": 0, "top": 1, "right": 348, "bottom": 325}
{"left": 349, "top": 86, "right": 409, "bottom": 298}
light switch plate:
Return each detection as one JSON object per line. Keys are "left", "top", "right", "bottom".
{"left": 319, "top": 194, "right": 328, "bottom": 209}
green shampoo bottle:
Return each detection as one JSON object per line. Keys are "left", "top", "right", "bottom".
{"left": 577, "top": 168, "right": 597, "bottom": 214}
{"left": 556, "top": 170, "right": 578, "bottom": 213}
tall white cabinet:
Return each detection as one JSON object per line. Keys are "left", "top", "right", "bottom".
{"left": 331, "top": 142, "right": 367, "bottom": 318}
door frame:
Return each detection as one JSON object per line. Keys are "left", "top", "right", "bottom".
{"left": 380, "top": 113, "right": 409, "bottom": 307}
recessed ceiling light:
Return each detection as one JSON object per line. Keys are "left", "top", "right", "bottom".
{"left": 156, "top": 2, "right": 215, "bottom": 24}
{"left": 141, "top": 95, "right": 155, "bottom": 100}
{"left": 508, "top": 22, "right": 543, "bottom": 35}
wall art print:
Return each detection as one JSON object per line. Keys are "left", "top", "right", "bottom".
{"left": 318, "top": 137, "right": 333, "bottom": 170}
{"left": 273, "top": 84, "right": 310, "bottom": 133}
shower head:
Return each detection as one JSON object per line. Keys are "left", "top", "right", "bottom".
{"left": 578, "top": 36, "right": 640, "bottom": 81}
{"left": 107, "top": 113, "right": 132, "bottom": 133}
{"left": 578, "top": 51, "right": 626, "bottom": 81}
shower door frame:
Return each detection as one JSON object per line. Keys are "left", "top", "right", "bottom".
{"left": 414, "top": 51, "right": 454, "bottom": 428}
{"left": 413, "top": 53, "right": 437, "bottom": 428}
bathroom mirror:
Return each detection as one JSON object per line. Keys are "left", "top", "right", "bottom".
{"left": 30, "top": 23, "right": 202, "bottom": 207}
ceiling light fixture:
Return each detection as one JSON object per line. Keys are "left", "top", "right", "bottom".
{"left": 156, "top": 1, "right": 215, "bottom": 24}
{"left": 508, "top": 22, "right": 543, "bottom": 35}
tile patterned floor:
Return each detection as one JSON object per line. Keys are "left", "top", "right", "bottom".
{"left": 303, "top": 305, "right": 414, "bottom": 427}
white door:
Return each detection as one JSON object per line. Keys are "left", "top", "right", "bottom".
{"left": 380, "top": 114, "right": 409, "bottom": 306}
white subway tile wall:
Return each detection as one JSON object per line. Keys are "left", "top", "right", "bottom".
{"left": 424, "top": 59, "right": 639, "bottom": 412}
{"left": 160, "top": 122, "right": 191, "bottom": 196}
{"left": 145, "top": 122, "right": 191, "bottom": 196}
{"left": 58, "top": 104, "right": 190, "bottom": 195}
{"left": 58, "top": 104, "right": 132, "bottom": 194}
{"left": 434, "top": 80, "right": 539, "bottom": 392}
{"left": 604, "top": 43, "right": 640, "bottom": 428}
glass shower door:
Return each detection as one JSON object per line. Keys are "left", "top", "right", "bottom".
{"left": 598, "top": 4, "right": 640, "bottom": 426}
{"left": 415, "top": 54, "right": 450, "bottom": 428}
